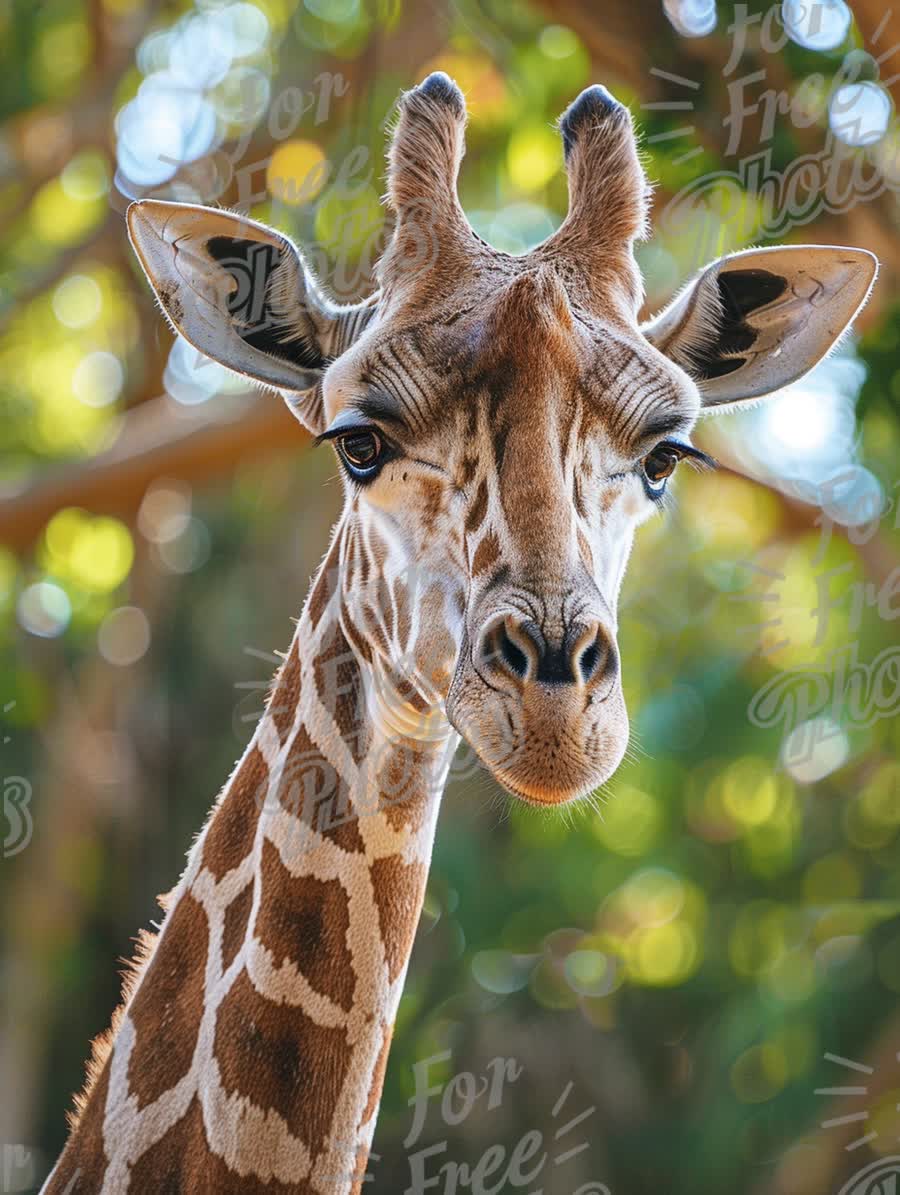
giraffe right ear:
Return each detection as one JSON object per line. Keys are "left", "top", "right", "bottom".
{"left": 127, "top": 200, "right": 373, "bottom": 434}
{"left": 642, "top": 245, "right": 877, "bottom": 410}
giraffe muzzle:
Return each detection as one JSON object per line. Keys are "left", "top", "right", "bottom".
{"left": 446, "top": 607, "right": 628, "bottom": 805}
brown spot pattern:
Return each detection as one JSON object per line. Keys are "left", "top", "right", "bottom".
{"left": 313, "top": 622, "right": 364, "bottom": 761}
{"left": 43, "top": 1060, "right": 111, "bottom": 1193}
{"left": 256, "top": 840, "right": 355, "bottom": 1012}
{"left": 128, "top": 1096, "right": 311, "bottom": 1194}
{"left": 203, "top": 746, "right": 267, "bottom": 881}
{"left": 393, "top": 577, "right": 411, "bottom": 645}
{"left": 307, "top": 534, "right": 341, "bottom": 630}
{"left": 380, "top": 747, "right": 431, "bottom": 833}
{"left": 214, "top": 969, "right": 353, "bottom": 1154}
{"left": 465, "top": 478, "right": 488, "bottom": 533}
{"left": 471, "top": 530, "right": 500, "bottom": 577}
{"left": 362, "top": 600, "right": 391, "bottom": 656}
{"left": 420, "top": 478, "right": 444, "bottom": 529}
{"left": 459, "top": 454, "right": 478, "bottom": 486}
{"left": 127, "top": 891, "right": 209, "bottom": 1110}
{"left": 222, "top": 883, "right": 254, "bottom": 973}
{"left": 279, "top": 723, "right": 366, "bottom": 855}
{"left": 341, "top": 615, "right": 374, "bottom": 665}
{"left": 370, "top": 857, "right": 428, "bottom": 982}
{"left": 269, "top": 639, "right": 301, "bottom": 744}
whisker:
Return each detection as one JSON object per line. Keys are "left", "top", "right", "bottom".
{"left": 244, "top": 646, "right": 284, "bottom": 664}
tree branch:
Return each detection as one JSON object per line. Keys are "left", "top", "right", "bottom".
{"left": 0, "top": 391, "right": 307, "bottom": 553}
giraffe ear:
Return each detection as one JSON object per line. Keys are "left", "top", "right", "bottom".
{"left": 642, "top": 245, "right": 877, "bottom": 410}
{"left": 127, "top": 200, "right": 373, "bottom": 434}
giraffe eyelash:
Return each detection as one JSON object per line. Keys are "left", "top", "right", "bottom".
{"left": 642, "top": 439, "right": 717, "bottom": 471}
{"left": 606, "top": 442, "right": 717, "bottom": 485}
{"left": 314, "top": 421, "right": 380, "bottom": 447}
{"left": 672, "top": 443, "right": 718, "bottom": 472}
{"left": 639, "top": 440, "right": 717, "bottom": 505}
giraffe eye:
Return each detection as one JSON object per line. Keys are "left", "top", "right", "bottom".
{"left": 337, "top": 430, "right": 384, "bottom": 478}
{"left": 641, "top": 443, "right": 681, "bottom": 493}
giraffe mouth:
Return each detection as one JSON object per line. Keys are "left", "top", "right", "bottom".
{"left": 446, "top": 663, "right": 630, "bottom": 806}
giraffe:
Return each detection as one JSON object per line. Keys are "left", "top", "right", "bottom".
{"left": 43, "top": 73, "right": 876, "bottom": 1193}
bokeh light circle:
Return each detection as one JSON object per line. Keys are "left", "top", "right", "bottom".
{"left": 17, "top": 582, "right": 72, "bottom": 638}
{"left": 98, "top": 606, "right": 152, "bottom": 666}
{"left": 782, "top": 0, "right": 851, "bottom": 51}
{"left": 829, "top": 82, "right": 892, "bottom": 147}
{"left": 72, "top": 352, "right": 124, "bottom": 408}
{"left": 53, "top": 275, "right": 102, "bottom": 329}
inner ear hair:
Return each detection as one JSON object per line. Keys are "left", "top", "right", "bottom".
{"left": 205, "top": 235, "right": 328, "bottom": 373}
{"left": 673, "top": 266, "right": 788, "bottom": 382}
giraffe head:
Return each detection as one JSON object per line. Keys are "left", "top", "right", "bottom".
{"left": 128, "top": 73, "right": 876, "bottom": 806}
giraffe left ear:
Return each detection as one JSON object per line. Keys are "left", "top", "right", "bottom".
{"left": 127, "top": 200, "right": 375, "bottom": 434}
{"left": 642, "top": 245, "right": 878, "bottom": 410}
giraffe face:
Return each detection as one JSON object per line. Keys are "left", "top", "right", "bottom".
{"left": 127, "top": 74, "right": 877, "bottom": 805}
{"left": 319, "top": 274, "right": 705, "bottom": 803}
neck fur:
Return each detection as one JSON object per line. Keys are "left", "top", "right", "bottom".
{"left": 43, "top": 532, "right": 456, "bottom": 1194}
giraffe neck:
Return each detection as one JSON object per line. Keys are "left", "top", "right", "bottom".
{"left": 44, "top": 533, "right": 457, "bottom": 1194}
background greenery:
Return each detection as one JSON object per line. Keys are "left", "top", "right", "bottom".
{"left": 2, "top": 1, "right": 900, "bottom": 1191}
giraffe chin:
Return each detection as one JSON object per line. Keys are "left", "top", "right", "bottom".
{"left": 489, "top": 754, "right": 626, "bottom": 806}
{"left": 448, "top": 678, "right": 630, "bottom": 807}
{"left": 487, "top": 738, "right": 630, "bottom": 807}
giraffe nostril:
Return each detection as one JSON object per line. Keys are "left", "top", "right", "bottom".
{"left": 481, "top": 621, "right": 532, "bottom": 680}
{"left": 578, "top": 640, "right": 602, "bottom": 684}
{"left": 498, "top": 625, "right": 529, "bottom": 679}
{"left": 481, "top": 618, "right": 614, "bottom": 687}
